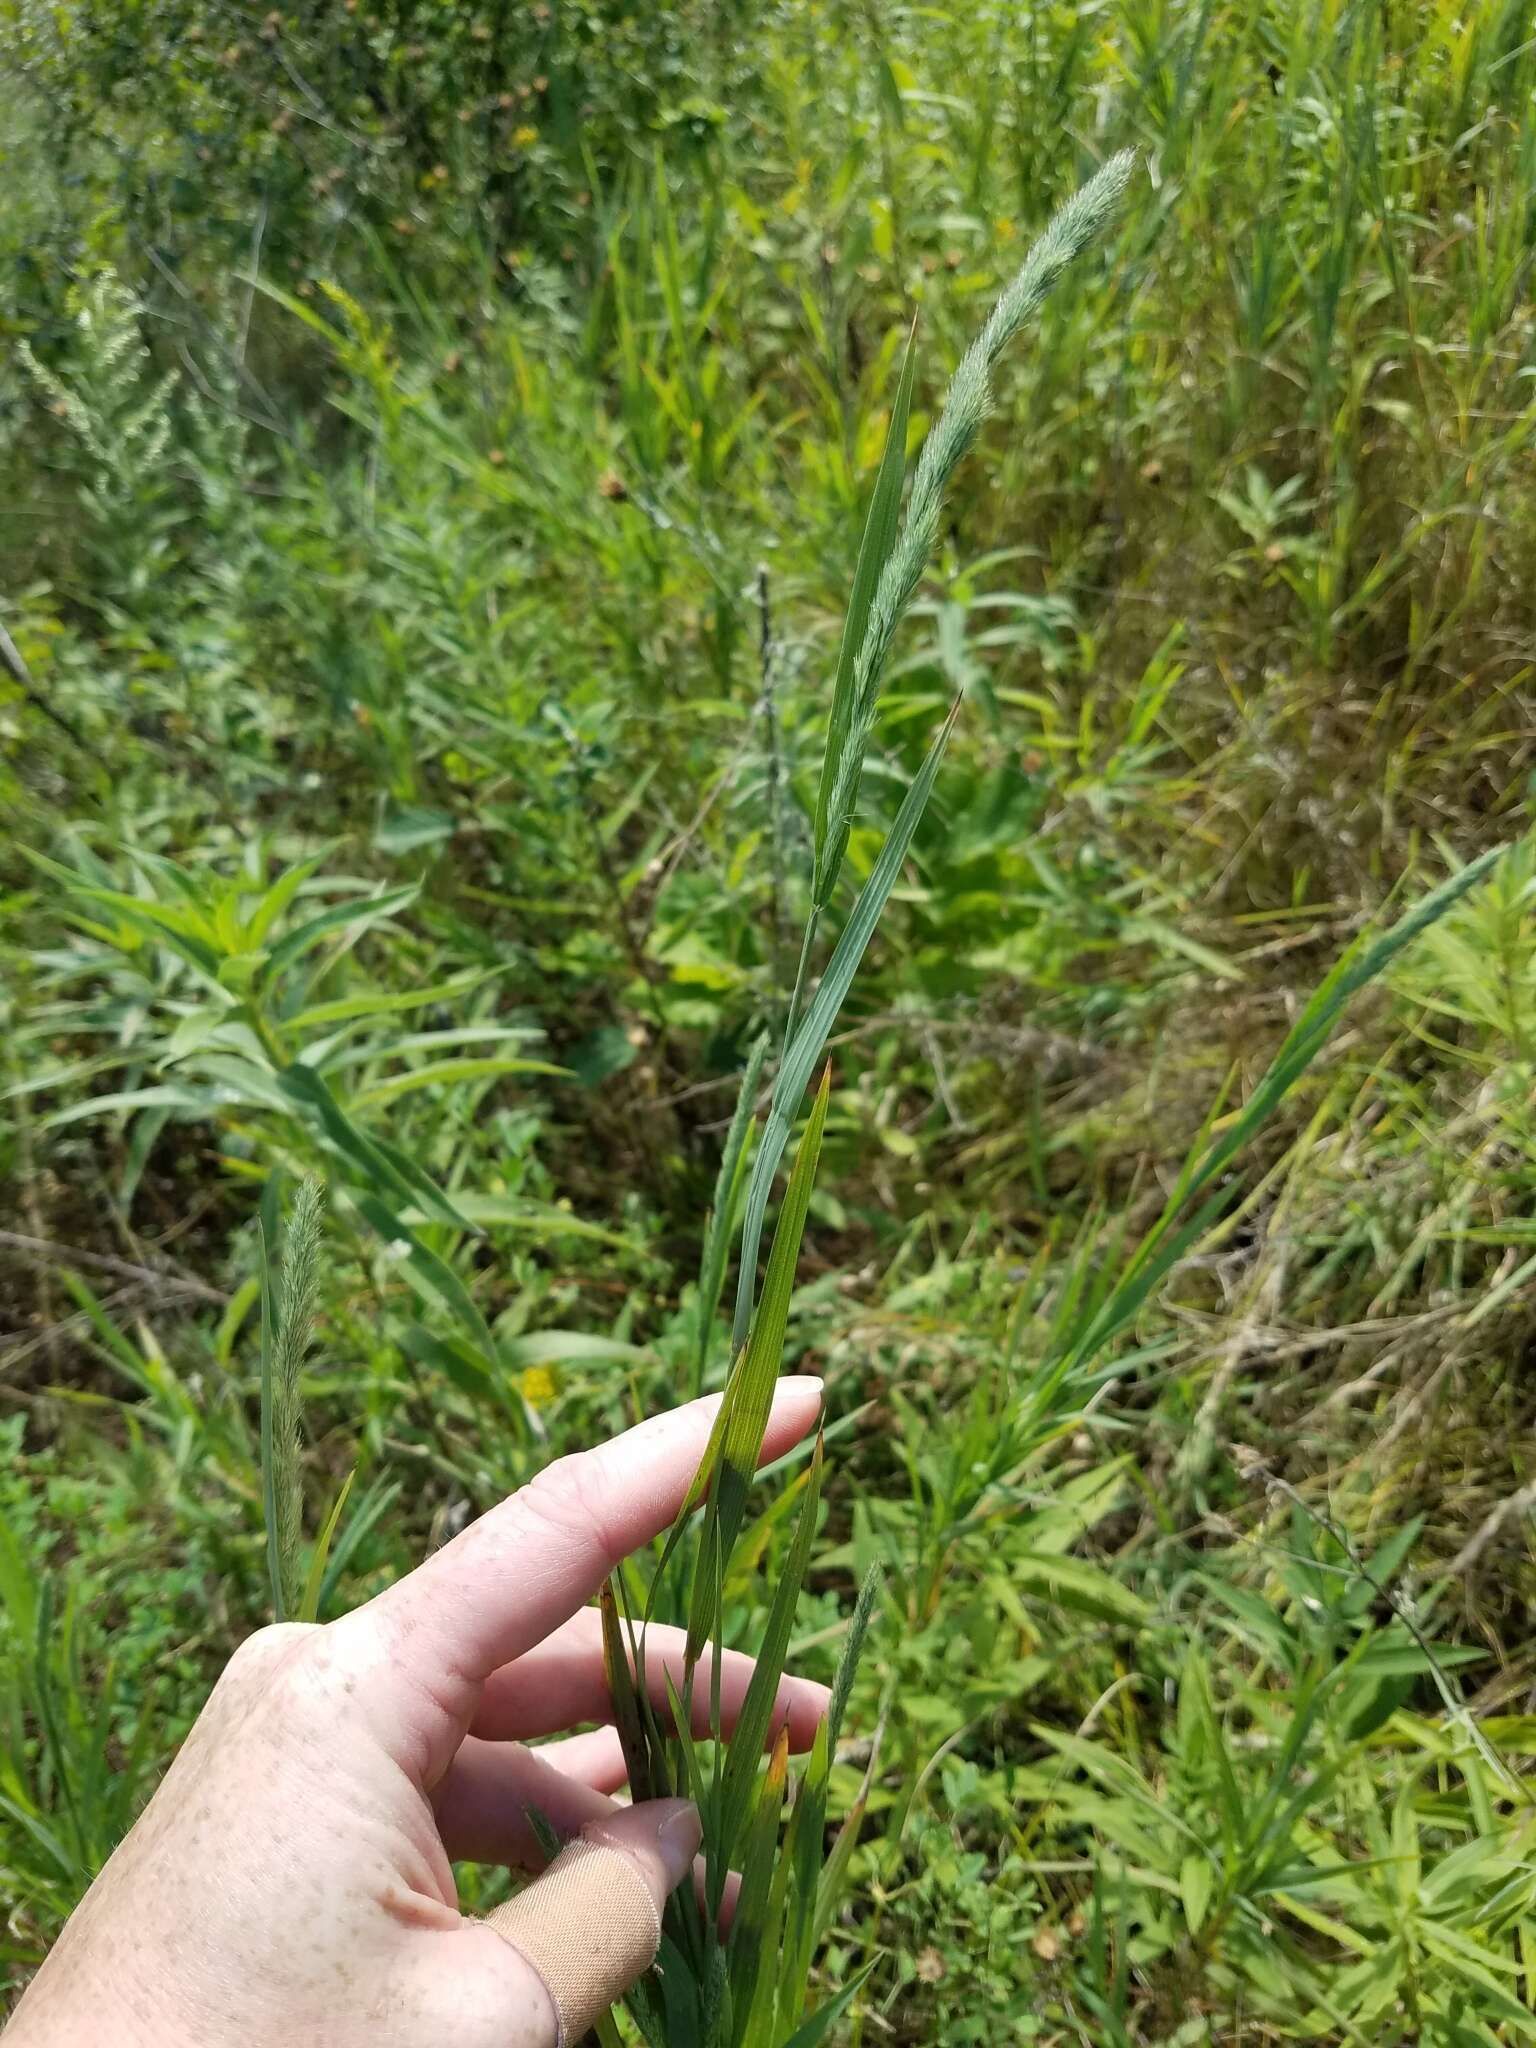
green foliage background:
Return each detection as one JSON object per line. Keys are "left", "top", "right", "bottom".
{"left": 5, "top": 0, "right": 1536, "bottom": 2039}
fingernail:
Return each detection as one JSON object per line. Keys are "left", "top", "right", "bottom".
{"left": 652, "top": 1797, "right": 702, "bottom": 1886}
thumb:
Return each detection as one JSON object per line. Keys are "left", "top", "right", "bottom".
{"left": 483, "top": 1798, "right": 701, "bottom": 2045}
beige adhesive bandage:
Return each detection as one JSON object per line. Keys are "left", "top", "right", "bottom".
{"left": 485, "top": 1838, "right": 662, "bottom": 2046}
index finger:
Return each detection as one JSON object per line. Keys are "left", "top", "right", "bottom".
{"left": 354, "top": 1375, "right": 822, "bottom": 1744}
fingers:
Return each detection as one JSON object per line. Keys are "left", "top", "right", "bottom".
{"left": 434, "top": 1735, "right": 743, "bottom": 1931}
{"left": 414, "top": 1802, "right": 701, "bottom": 2048}
{"left": 536, "top": 1727, "right": 628, "bottom": 1794}
{"left": 471, "top": 1609, "right": 830, "bottom": 1749}
{"left": 483, "top": 1800, "right": 700, "bottom": 2047}
{"left": 434, "top": 1736, "right": 615, "bottom": 1866}
{"left": 352, "top": 1377, "right": 822, "bottom": 1763}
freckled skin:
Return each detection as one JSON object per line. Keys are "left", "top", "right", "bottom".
{"left": 5, "top": 1382, "right": 828, "bottom": 2048}
{"left": 9, "top": 1624, "right": 519, "bottom": 2048}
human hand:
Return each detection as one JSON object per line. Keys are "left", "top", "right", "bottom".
{"left": 6, "top": 1378, "right": 828, "bottom": 2048}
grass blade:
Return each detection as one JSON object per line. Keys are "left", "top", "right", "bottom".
{"left": 778, "top": 1962, "right": 879, "bottom": 2048}
{"left": 692, "top": 1032, "right": 768, "bottom": 1397}
{"left": 278, "top": 1061, "right": 475, "bottom": 1233}
{"left": 812, "top": 320, "right": 919, "bottom": 901}
{"left": 827, "top": 1562, "right": 881, "bottom": 1751}
{"left": 316, "top": 1474, "right": 401, "bottom": 1613}
{"left": 713, "top": 1435, "right": 824, "bottom": 1915}
{"left": 297, "top": 1466, "right": 355, "bottom": 1624}
{"left": 601, "top": 1578, "right": 662, "bottom": 1802}
{"left": 257, "top": 1176, "right": 285, "bottom": 1622}
{"left": 817, "top": 152, "right": 1135, "bottom": 912}
{"left": 1063, "top": 845, "right": 1507, "bottom": 1376}
{"left": 351, "top": 1192, "right": 500, "bottom": 1366}
{"left": 777, "top": 1717, "right": 831, "bottom": 2036}
{"left": 732, "top": 708, "right": 957, "bottom": 1350}
{"left": 727, "top": 1726, "right": 791, "bottom": 2042}
{"left": 689, "top": 1071, "right": 830, "bottom": 1668}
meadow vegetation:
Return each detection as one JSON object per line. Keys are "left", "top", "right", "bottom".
{"left": 4, "top": 1, "right": 1536, "bottom": 2039}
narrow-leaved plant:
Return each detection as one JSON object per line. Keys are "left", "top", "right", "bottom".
{"left": 606, "top": 151, "right": 1138, "bottom": 2048}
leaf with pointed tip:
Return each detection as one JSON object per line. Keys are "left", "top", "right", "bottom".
{"left": 298, "top": 1467, "right": 355, "bottom": 1624}
{"left": 279, "top": 1061, "right": 473, "bottom": 1232}
{"left": 316, "top": 1474, "right": 401, "bottom": 1613}
{"left": 246, "top": 853, "right": 332, "bottom": 947}
{"left": 262, "top": 883, "right": 419, "bottom": 982}
{"left": 352, "top": 1193, "right": 497, "bottom": 1362}
{"left": 1061, "top": 844, "right": 1508, "bottom": 1377}
{"left": 779, "top": 1962, "right": 878, "bottom": 2048}
{"left": 42, "top": 1084, "right": 210, "bottom": 1130}
{"left": 349, "top": 1055, "right": 565, "bottom": 1109}
{"left": 23, "top": 852, "right": 224, "bottom": 975}
{"left": 828, "top": 1563, "right": 881, "bottom": 1751}
{"left": 284, "top": 970, "right": 492, "bottom": 1032}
